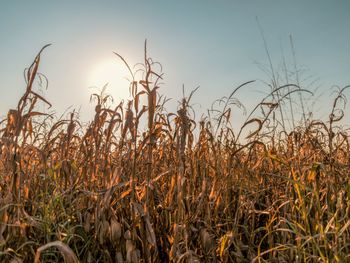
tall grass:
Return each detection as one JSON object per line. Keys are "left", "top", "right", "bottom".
{"left": 0, "top": 43, "right": 350, "bottom": 262}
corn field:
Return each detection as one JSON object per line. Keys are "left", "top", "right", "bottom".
{"left": 0, "top": 44, "right": 350, "bottom": 262}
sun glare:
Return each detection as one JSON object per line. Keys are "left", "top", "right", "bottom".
{"left": 87, "top": 58, "right": 131, "bottom": 102}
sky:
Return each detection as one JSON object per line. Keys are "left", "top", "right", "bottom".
{"left": 1, "top": 1, "right": 350, "bottom": 129}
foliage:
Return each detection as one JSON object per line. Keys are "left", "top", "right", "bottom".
{"left": 0, "top": 43, "right": 349, "bottom": 262}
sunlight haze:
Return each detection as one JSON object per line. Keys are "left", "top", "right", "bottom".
{"left": 1, "top": 0, "right": 349, "bottom": 126}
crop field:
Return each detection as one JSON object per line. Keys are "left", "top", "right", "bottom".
{"left": 0, "top": 44, "right": 350, "bottom": 262}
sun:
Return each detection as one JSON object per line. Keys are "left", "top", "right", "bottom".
{"left": 87, "top": 58, "right": 131, "bottom": 102}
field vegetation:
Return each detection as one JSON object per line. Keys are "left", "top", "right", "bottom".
{"left": 0, "top": 43, "right": 350, "bottom": 262}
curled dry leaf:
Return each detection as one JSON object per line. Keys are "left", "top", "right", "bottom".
{"left": 125, "top": 239, "right": 135, "bottom": 262}
{"left": 115, "top": 251, "right": 124, "bottom": 263}
{"left": 110, "top": 217, "right": 122, "bottom": 243}
{"left": 99, "top": 219, "right": 110, "bottom": 245}
{"left": 34, "top": 241, "right": 79, "bottom": 263}
{"left": 10, "top": 257, "right": 23, "bottom": 263}
{"left": 200, "top": 228, "right": 213, "bottom": 253}
{"left": 124, "top": 230, "right": 132, "bottom": 240}
{"left": 145, "top": 214, "right": 157, "bottom": 245}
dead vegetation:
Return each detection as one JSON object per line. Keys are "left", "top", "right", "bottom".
{"left": 0, "top": 43, "right": 350, "bottom": 262}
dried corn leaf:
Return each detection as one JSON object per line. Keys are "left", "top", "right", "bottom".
{"left": 34, "top": 241, "right": 78, "bottom": 263}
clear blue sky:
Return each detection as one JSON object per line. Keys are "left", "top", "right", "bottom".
{"left": 1, "top": 1, "right": 349, "bottom": 127}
